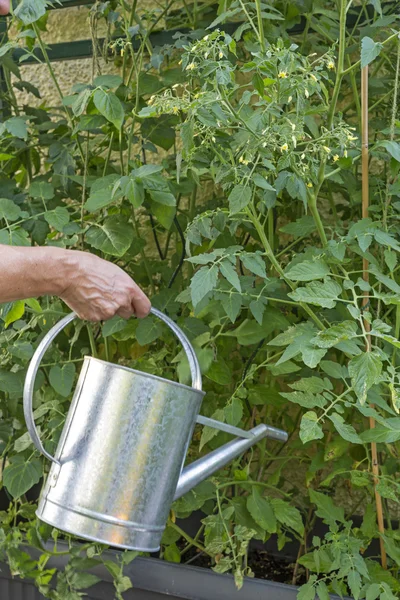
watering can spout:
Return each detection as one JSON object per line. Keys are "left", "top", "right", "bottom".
{"left": 174, "top": 424, "right": 288, "bottom": 501}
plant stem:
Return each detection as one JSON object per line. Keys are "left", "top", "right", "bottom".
{"left": 167, "top": 520, "right": 208, "bottom": 554}
{"left": 307, "top": 194, "right": 328, "bottom": 246}
{"left": 245, "top": 206, "right": 325, "bottom": 329}
{"left": 254, "top": 0, "right": 266, "bottom": 52}
{"left": 132, "top": 208, "right": 155, "bottom": 294}
{"left": 361, "top": 64, "right": 387, "bottom": 570}
{"left": 87, "top": 324, "right": 98, "bottom": 358}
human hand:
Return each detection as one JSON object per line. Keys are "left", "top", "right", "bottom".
{"left": 0, "top": 0, "right": 9, "bottom": 15}
{"left": 60, "top": 250, "right": 151, "bottom": 322}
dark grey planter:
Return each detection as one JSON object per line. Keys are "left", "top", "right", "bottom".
{"left": 0, "top": 542, "right": 351, "bottom": 600}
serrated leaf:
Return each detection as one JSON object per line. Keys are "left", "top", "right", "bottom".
{"left": 4, "top": 300, "right": 25, "bottom": 327}
{"left": 361, "top": 36, "right": 383, "bottom": 68}
{"left": 44, "top": 206, "right": 70, "bottom": 232}
{"left": 280, "top": 216, "right": 316, "bottom": 238}
{"left": 270, "top": 498, "right": 304, "bottom": 536}
{"left": 228, "top": 185, "right": 251, "bottom": 214}
{"left": 288, "top": 279, "right": 342, "bottom": 309}
{"left": 3, "top": 456, "right": 42, "bottom": 497}
{"left": 309, "top": 489, "right": 345, "bottom": 524}
{"left": 136, "top": 317, "right": 163, "bottom": 346}
{"left": 5, "top": 117, "right": 28, "bottom": 140}
{"left": 86, "top": 216, "right": 134, "bottom": 257}
{"left": 93, "top": 74, "right": 123, "bottom": 89}
{"left": 349, "top": 351, "right": 382, "bottom": 404}
{"left": 240, "top": 253, "right": 267, "bottom": 278}
{"left": 71, "top": 88, "right": 92, "bottom": 117}
{"left": 220, "top": 260, "right": 241, "bottom": 291}
{"left": 49, "top": 363, "right": 76, "bottom": 397}
{"left": 14, "top": 0, "right": 47, "bottom": 24}
{"left": 285, "top": 259, "right": 330, "bottom": 282}
{"left": 328, "top": 412, "right": 362, "bottom": 444}
{"left": 299, "top": 411, "right": 324, "bottom": 443}
{"left": 313, "top": 321, "right": 358, "bottom": 349}
{"left": 246, "top": 488, "right": 277, "bottom": 533}
{"left": 190, "top": 265, "right": 219, "bottom": 306}
{"left": 93, "top": 89, "right": 124, "bottom": 129}
{"left": 224, "top": 396, "right": 243, "bottom": 426}
{"left": 0, "top": 198, "right": 23, "bottom": 222}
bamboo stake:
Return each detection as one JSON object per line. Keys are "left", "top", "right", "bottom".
{"left": 361, "top": 64, "right": 387, "bottom": 569}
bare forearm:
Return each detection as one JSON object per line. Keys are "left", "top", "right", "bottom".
{"left": 0, "top": 245, "right": 70, "bottom": 303}
{"left": 0, "top": 245, "right": 151, "bottom": 321}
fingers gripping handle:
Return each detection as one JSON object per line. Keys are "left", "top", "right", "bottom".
{"left": 23, "top": 308, "right": 203, "bottom": 464}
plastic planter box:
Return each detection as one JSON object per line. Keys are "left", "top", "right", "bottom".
{"left": 0, "top": 541, "right": 352, "bottom": 600}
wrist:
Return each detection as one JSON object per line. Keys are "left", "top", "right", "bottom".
{"left": 39, "top": 247, "right": 78, "bottom": 297}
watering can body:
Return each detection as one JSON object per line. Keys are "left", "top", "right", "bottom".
{"left": 24, "top": 309, "right": 288, "bottom": 551}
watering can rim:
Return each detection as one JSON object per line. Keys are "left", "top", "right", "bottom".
{"left": 83, "top": 355, "right": 206, "bottom": 396}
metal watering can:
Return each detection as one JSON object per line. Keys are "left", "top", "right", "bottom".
{"left": 23, "top": 308, "right": 288, "bottom": 552}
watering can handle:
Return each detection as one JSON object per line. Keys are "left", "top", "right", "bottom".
{"left": 23, "top": 308, "right": 202, "bottom": 465}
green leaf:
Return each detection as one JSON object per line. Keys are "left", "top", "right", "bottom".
{"left": 4, "top": 300, "right": 25, "bottom": 328}
{"left": 220, "top": 260, "right": 241, "bottom": 291}
{"left": 285, "top": 259, "right": 330, "bottom": 282}
{"left": 228, "top": 185, "right": 252, "bottom": 214}
{"left": 246, "top": 488, "right": 277, "bottom": 533}
{"left": 29, "top": 181, "right": 54, "bottom": 200}
{"left": 5, "top": 116, "right": 28, "bottom": 140}
{"left": 102, "top": 316, "right": 127, "bottom": 337}
{"left": 93, "top": 74, "right": 123, "bottom": 89}
{"left": 281, "top": 391, "right": 327, "bottom": 410}
{"left": 378, "top": 140, "right": 400, "bottom": 163}
{"left": 348, "top": 351, "right": 382, "bottom": 404}
{"left": 86, "top": 216, "right": 134, "bottom": 257}
{"left": 299, "top": 411, "right": 324, "bottom": 443}
{"left": 190, "top": 265, "right": 219, "bottom": 306}
{"left": 280, "top": 216, "right": 316, "bottom": 238}
{"left": 49, "top": 363, "right": 76, "bottom": 397}
{"left": 84, "top": 188, "right": 116, "bottom": 212}
{"left": 228, "top": 307, "right": 289, "bottom": 345}
{"left": 218, "top": 290, "right": 241, "bottom": 322}
{"left": 93, "top": 89, "right": 124, "bottom": 129}
{"left": 240, "top": 252, "right": 266, "bottom": 278}
{"left": 136, "top": 317, "right": 163, "bottom": 346}
{"left": 0, "top": 198, "right": 23, "bottom": 222}
{"left": 14, "top": 0, "right": 47, "bottom": 24}
{"left": 328, "top": 412, "right": 362, "bottom": 444}
{"left": 3, "top": 456, "right": 42, "bottom": 497}
{"left": 207, "top": 357, "right": 232, "bottom": 385}
{"left": 297, "top": 576, "right": 317, "bottom": 600}
{"left": 366, "top": 584, "right": 381, "bottom": 600}
{"left": 164, "top": 543, "right": 181, "bottom": 563}
{"left": 288, "top": 279, "right": 342, "bottom": 309}
{"left": 70, "top": 572, "right": 101, "bottom": 590}
{"left": 383, "top": 536, "right": 400, "bottom": 566}
{"left": 44, "top": 206, "right": 70, "bottom": 232}
{"left": 270, "top": 498, "right": 304, "bottom": 536}
{"left": 312, "top": 321, "right": 358, "bottom": 349}
{"left": 71, "top": 88, "right": 92, "bottom": 117}
{"left": 361, "top": 36, "right": 383, "bottom": 68}
{"left": 348, "top": 570, "right": 362, "bottom": 600}
{"left": 224, "top": 396, "right": 243, "bottom": 426}
{"left": 309, "top": 489, "right": 345, "bottom": 524}
{"left": 253, "top": 173, "right": 275, "bottom": 191}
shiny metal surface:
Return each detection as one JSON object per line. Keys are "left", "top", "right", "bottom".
{"left": 174, "top": 424, "right": 287, "bottom": 500}
{"left": 24, "top": 309, "right": 288, "bottom": 551}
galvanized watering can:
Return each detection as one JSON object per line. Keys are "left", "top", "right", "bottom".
{"left": 23, "top": 308, "right": 288, "bottom": 552}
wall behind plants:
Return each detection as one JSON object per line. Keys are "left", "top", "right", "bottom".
{"left": 1, "top": 1, "right": 400, "bottom": 600}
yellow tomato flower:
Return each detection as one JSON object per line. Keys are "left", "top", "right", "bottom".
{"left": 288, "top": 95, "right": 293, "bottom": 102}
{"left": 219, "top": 51, "right": 224, "bottom": 59}
{"left": 333, "top": 154, "right": 339, "bottom": 162}
{"left": 307, "top": 182, "right": 313, "bottom": 188}
{"left": 323, "top": 146, "right": 331, "bottom": 154}
{"left": 172, "top": 106, "right": 179, "bottom": 114}
{"left": 305, "top": 89, "right": 309, "bottom": 98}
{"left": 327, "top": 61, "right": 335, "bottom": 70}
{"left": 278, "top": 71, "right": 288, "bottom": 79}
{"left": 280, "top": 143, "right": 289, "bottom": 152}
{"left": 186, "top": 62, "right": 196, "bottom": 71}
{"left": 344, "top": 149, "right": 348, "bottom": 158}
{"left": 310, "top": 73, "right": 317, "bottom": 82}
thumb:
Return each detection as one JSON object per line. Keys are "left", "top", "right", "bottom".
{"left": 0, "top": 0, "right": 10, "bottom": 14}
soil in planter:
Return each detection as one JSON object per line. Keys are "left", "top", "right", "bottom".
{"left": 181, "top": 547, "right": 307, "bottom": 585}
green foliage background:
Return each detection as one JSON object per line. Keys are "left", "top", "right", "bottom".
{"left": 1, "top": 0, "right": 400, "bottom": 598}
